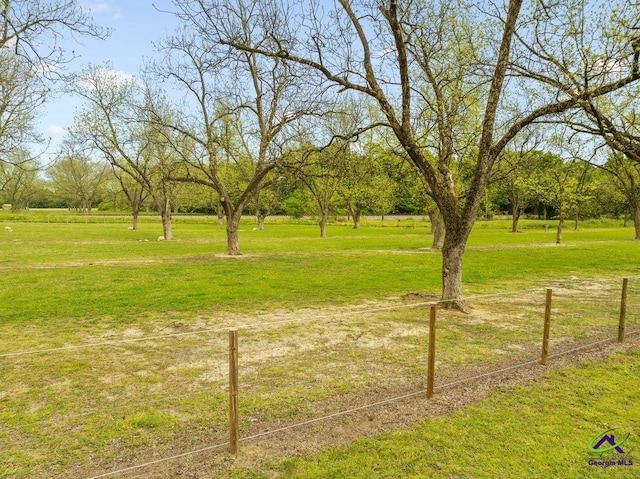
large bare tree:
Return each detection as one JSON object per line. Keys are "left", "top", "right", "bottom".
{"left": 71, "top": 65, "right": 183, "bottom": 239}
{"left": 47, "top": 136, "right": 108, "bottom": 213}
{"left": 0, "top": 0, "right": 108, "bottom": 75}
{"left": 0, "top": 52, "right": 46, "bottom": 162}
{"left": 148, "top": 0, "right": 325, "bottom": 255}
{"left": 202, "top": 0, "right": 640, "bottom": 308}
{"left": 0, "top": 0, "right": 108, "bottom": 165}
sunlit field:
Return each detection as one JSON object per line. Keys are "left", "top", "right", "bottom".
{"left": 1, "top": 211, "right": 639, "bottom": 478}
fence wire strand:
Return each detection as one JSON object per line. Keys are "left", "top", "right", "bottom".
{"left": 83, "top": 327, "right": 640, "bottom": 479}
{"left": 3, "top": 276, "right": 635, "bottom": 358}
{"left": 2, "top": 278, "right": 638, "bottom": 479}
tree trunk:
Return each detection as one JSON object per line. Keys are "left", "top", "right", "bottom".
{"left": 161, "top": 209, "right": 173, "bottom": 240}
{"left": 556, "top": 211, "right": 564, "bottom": 245}
{"left": 159, "top": 197, "right": 173, "bottom": 240}
{"left": 441, "top": 231, "right": 467, "bottom": 311}
{"left": 633, "top": 204, "right": 640, "bottom": 240}
{"left": 217, "top": 205, "right": 225, "bottom": 225}
{"left": 353, "top": 208, "right": 362, "bottom": 230}
{"left": 574, "top": 211, "right": 579, "bottom": 231}
{"left": 319, "top": 208, "right": 329, "bottom": 238}
{"left": 225, "top": 212, "right": 243, "bottom": 255}
{"left": 130, "top": 197, "right": 142, "bottom": 230}
{"left": 511, "top": 204, "right": 521, "bottom": 233}
{"left": 429, "top": 208, "right": 445, "bottom": 250}
{"left": 257, "top": 214, "right": 266, "bottom": 231}
{"left": 346, "top": 199, "right": 353, "bottom": 222}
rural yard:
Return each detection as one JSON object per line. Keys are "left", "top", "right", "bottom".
{"left": 2, "top": 1, "right": 640, "bottom": 477}
{"left": 1, "top": 216, "right": 638, "bottom": 478}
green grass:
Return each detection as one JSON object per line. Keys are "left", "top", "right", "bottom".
{"left": 1, "top": 212, "right": 639, "bottom": 478}
{"left": 1, "top": 216, "right": 639, "bottom": 326}
{"left": 241, "top": 347, "right": 640, "bottom": 479}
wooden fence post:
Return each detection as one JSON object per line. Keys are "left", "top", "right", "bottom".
{"left": 427, "top": 304, "right": 437, "bottom": 399}
{"left": 228, "top": 329, "right": 239, "bottom": 454}
{"left": 619, "top": 278, "right": 628, "bottom": 343}
{"left": 540, "top": 288, "right": 552, "bottom": 365}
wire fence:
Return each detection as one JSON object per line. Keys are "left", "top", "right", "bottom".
{"left": 1, "top": 277, "right": 639, "bottom": 479}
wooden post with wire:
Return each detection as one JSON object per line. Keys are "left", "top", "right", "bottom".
{"left": 228, "top": 329, "right": 239, "bottom": 454}
{"left": 619, "top": 278, "right": 628, "bottom": 343}
{"left": 427, "top": 303, "right": 437, "bottom": 398}
{"left": 540, "top": 288, "right": 552, "bottom": 365}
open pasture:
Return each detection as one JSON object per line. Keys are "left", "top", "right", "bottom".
{"left": 1, "top": 214, "right": 639, "bottom": 478}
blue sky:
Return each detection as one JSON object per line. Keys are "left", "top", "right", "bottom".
{"left": 39, "top": 0, "right": 179, "bottom": 153}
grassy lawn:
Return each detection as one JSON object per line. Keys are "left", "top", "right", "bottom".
{"left": 0, "top": 211, "right": 639, "bottom": 477}
{"left": 241, "top": 347, "right": 640, "bottom": 479}
{"left": 2, "top": 215, "right": 639, "bottom": 326}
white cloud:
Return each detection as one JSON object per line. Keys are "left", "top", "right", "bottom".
{"left": 78, "top": 67, "right": 136, "bottom": 90}
{"left": 349, "top": 141, "right": 363, "bottom": 154}
{"left": 46, "top": 125, "right": 67, "bottom": 136}
{"left": 100, "top": 67, "right": 135, "bottom": 85}
{"left": 81, "top": 2, "right": 122, "bottom": 20}
{"left": 597, "top": 58, "right": 627, "bottom": 76}
{"left": 32, "top": 63, "right": 59, "bottom": 76}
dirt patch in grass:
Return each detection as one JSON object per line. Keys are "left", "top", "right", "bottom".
{"left": 401, "top": 291, "right": 439, "bottom": 303}
{"left": 65, "top": 333, "right": 640, "bottom": 479}
{"left": 52, "top": 281, "right": 640, "bottom": 479}
{"left": 7, "top": 279, "right": 635, "bottom": 478}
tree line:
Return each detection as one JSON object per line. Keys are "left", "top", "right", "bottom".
{"left": 2, "top": 145, "right": 639, "bottom": 237}
{"left": 2, "top": 0, "right": 640, "bottom": 309}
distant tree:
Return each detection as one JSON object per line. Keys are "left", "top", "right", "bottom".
{"left": 599, "top": 154, "right": 640, "bottom": 239}
{"left": 294, "top": 144, "right": 348, "bottom": 238}
{"left": 393, "top": 171, "right": 427, "bottom": 215}
{"left": 0, "top": 150, "right": 40, "bottom": 209}
{"left": 338, "top": 149, "right": 395, "bottom": 229}
{"left": 71, "top": 64, "right": 184, "bottom": 239}
{"left": 150, "top": 1, "right": 319, "bottom": 255}
{"left": 595, "top": 177, "right": 629, "bottom": 223}
{"left": 172, "top": 181, "right": 210, "bottom": 214}
{"left": 537, "top": 156, "right": 595, "bottom": 244}
{"left": 492, "top": 149, "right": 553, "bottom": 233}
{"left": 47, "top": 139, "right": 107, "bottom": 213}
{"left": 25, "top": 180, "right": 59, "bottom": 208}
{"left": 372, "top": 151, "right": 439, "bottom": 246}
{"left": 249, "top": 172, "right": 296, "bottom": 230}
{"left": 279, "top": 185, "right": 312, "bottom": 219}
{"left": 110, "top": 167, "right": 150, "bottom": 229}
